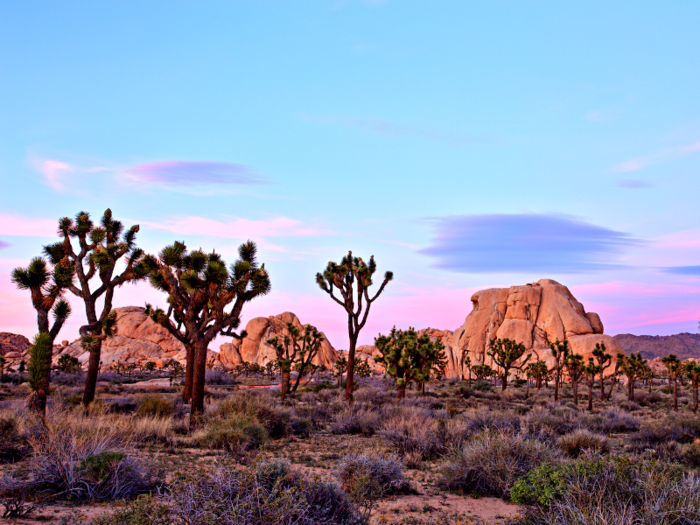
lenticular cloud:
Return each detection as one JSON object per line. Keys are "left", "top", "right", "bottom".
{"left": 126, "top": 161, "right": 267, "bottom": 186}
{"left": 419, "top": 213, "right": 637, "bottom": 274}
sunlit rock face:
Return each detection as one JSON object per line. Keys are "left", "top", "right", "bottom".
{"left": 446, "top": 279, "right": 623, "bottom": 379}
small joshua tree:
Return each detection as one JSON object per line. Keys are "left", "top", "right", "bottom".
{"left": 57, "top": 354, "right": 81, "bottom": 373}
{"left": 472, "top": 363, "right": 496, "bottom": 382}
{"left": 375, "top": 327, "right": 446, "bottom": 399}
{"left": 487, "top": 338, "right": 531, "bottom": 391}
{"left": 18, "top": 359, "right": 26, "bottom": 383}
{"left": 619, "top": 352, "right": 646, "bottom": 402}
{"left": 685, "top": 361, "right": 700, "bottom": 413}
{"left": 549, "top": 339, "right": 570, "bottom": 402}
{"left": 592, "top": 343, "right": 612, "bottom": 401}
{"left": 43, "top": 209, "right": 147, "bottom": 408}
{"left": 583, "top": 358, "right": 602, "bottom": 411}
{"left": 662, "top": 353, "right": 683, "bottom": 411}
{"left": 144, "top": 361, "right": 156, "bottom": 372}
{"left": 267, "top": 322, "right": 324, "bottom": 399}
{"left": 526, "top": 360, "right": 549, "bottom": 391}
{"left": 316, "top": 252, "right": 393, "bottom": 402}
{"left": 463, "top": 355, "right": 472, "bottom": 387}
{"left": 12, "top": 256, "right": 74, "bottom": 414}
{"left": 145, "top": 240, "right": 270, "bottom": 427}
{"left": 565, "top": 353, "right": 584, "bottom": 405}
{"left": 335, "top": 355, "right": 348, "bottom": 388}
{"left": 355, "top": 358, "right": 372, "bottom": 378}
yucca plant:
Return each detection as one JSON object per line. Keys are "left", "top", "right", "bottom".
{"left": 592, "top": 342, "right": 612, "bottom": 400}
{"left": 27, "top": 333, "right": 53, "bottom": 414}
{"left": 619, "top": 351, "right": 646, "bottom": 402}
{"left": 144, "top": 240, "right": 270, "bottom": 428}
{"left": 685, "top": 360, "right": 700, "bottom": 413}
{"left": 583, "top": 358, "right": 602, "bottom": 411}
{"left": 488, "top": 338, "right": 531, "bottom": 391}
{"left": 316, "top": 251, "right": 392, "bottom": 402}
{"left": 662, "top": 353, "right": 683, "bottom": 411}
{"left": 43, "top": 209, "right": 147, "bottom": 408}
{"left": 549, "top": 339, "right": 569, "bottom": 401}
{"left": 266, "top": 323, "right": 324, "bottom": 400}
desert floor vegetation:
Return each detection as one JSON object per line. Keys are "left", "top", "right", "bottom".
{"left": 2, "top": 369, "right": 700, "bottom": 525}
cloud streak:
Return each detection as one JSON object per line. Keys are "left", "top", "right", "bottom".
{"left": 32, "top": 159, "right": 74, "bottom": 190}
{"left": 616, "top": 179, "right": 653, "bottom": 189}
{"left": 662, "top": 265, "right": 700, "bottom": 276}
{"left": 0, "top": 214, "right": 57, "bottom": 237}
{"left": 143, "top": 215, "right": 333, "bottom": 239}
{"left": 299, "top": 113, "right": 499, "bottom": 146}
{"left": 612, "top": 138, "right": 700, "bottom": 173}
{"left": 125, "top": 161, "right": 267, "bottom": 186}
{"left": 420, "top": 213, "right": 637, "bottom": 274}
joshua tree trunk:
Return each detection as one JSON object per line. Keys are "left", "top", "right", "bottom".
{"left": 189, "top": 340, "right": 208, "bottom": 428}
{"left": 628, "top": 378, "right": 635, "bottom": 401}
{"left": 572, "top": 380, "right": 578, "bottom": 405}
{"left": 692, "top": 381, "right": 698, "bottom": 413}
{"left": 554, "top": 371, "right": 560, "bottom": 402}
{"left": 588, "top": 381, "right": 594, "bottom": 411}
{"left": 183, "top": 345, "right": 194, "bottom": 402}
{"left": 673, "top": 378, "right": 678, "bottom": 411}
{"left": 83, "top": 339, "right": 101, "bottom": 407}
{"left": 346, "top": 333, "right": 358, "bottom": 403}
{"left": 281, "top": 369, "right": 291, "bottom": 401}
{"left": 397, "top": 381, "right": 406, "bottom": 399}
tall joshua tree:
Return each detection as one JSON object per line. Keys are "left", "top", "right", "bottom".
{"left": 12, "top": 256, "right": 73, "bottom": 414}
{"left": 619, "top": 352, "right": 646, "bottom": 402}
{"left": 549, "top": 339, "right": 570, "bottom": 402}
{"left": 43, "top": 209, "right": 147, "bottom": 408}
{"left": 145, "top": 240, "right": 270, "bottom": 427}
{"left": 487, "top": 338, "right": 531, "bottom": 391}
{"left": 592, "top": 343, "right": 612, "bottom": 401}
{"left": 316, "top": 252, "right": 392, "bottom": 402}
{"left": 583, "top": 358, "right": 602, "bottom": 411}
{"left": 662, "top": 353, "right": 683, "bottom": 411}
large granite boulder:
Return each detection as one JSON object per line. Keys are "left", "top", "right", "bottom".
{"left": 449, "top": 279, "right": 623, "bottom": 379}
{"left": 218, "top": 312, "right": 338, "bottom": 370}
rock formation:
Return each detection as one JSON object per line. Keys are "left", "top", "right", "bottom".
{"left": 219, "top": 312, "right": 337, "bottom": 370}
{"left": 447, "top": 279, "right": 623, "bottom": 379}
{"left": 615, "top": 332, "right": 700, "bottom": 361}
{"left": 0, "top": 332, "right": 31, "bottom": 369}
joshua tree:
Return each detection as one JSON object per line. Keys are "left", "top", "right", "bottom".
{"left": 526, "top": 360, "right": 549, "bottom": 391}
{"left": 487, "top": 338, "right": 531, "bottom": 391}
{"left": 0, "top": 355, "right": 5, "bottom": 381}
{"left": 565, "top": 353, "right": 584, "bottom": 405}
{"left": 145, "top": 240, "right": 270, "bottom": 427}
{"left": 355, "top": 358, "right": 372, "bottom": 378}
{"left": 549, "top": 339, "right": 570, "bottom": 402}
{"left": 619, "top": 352, "right": 646, "bottom": 402}
{"left": 375, "top": 327, "right": 446, "bottom": 399}
{"left": 57, "top": 354, "right": 81, "bottom": 373}
{"left": 12, "top": 256, "right": 74, "bottom": 414}
{"left": 43, "top": 209, "right": 147, "bottom": 408}
{"left": 592, "top": 343, "right": 612, "bottom": 401}
{"left": 267, "top": 323, "right": 325, "bottom": 398}
{"left": 685, "top": 361, "right": 700, "bottom": 413}
{"left": 463, "top": 355, "right": 472, "bottom": 387}
{"left": 472, "top": 363, "right": 496, "bottom": 382}
{"left": 334, "top": 355, "right": 348, "bottom": 388}
{"left": 18, "top": 359, "right": 26, "bottom": 383}
{"left": 662, "top": 353, "right": 683, "bottom": 411}
{"left": 316, "top": 252, "right": 393, "bottom": 402}
{"left": 144, "top": 361, "right": 156, "bottom": 372}
{"left": 583, "top": 358, "right": 602, "bottom": 411}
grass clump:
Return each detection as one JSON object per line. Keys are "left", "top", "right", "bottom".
{"left": 439, "top": 431, "right": 561, "bottom": 499}
{"left": 557, "top": 429, "right": 610, "bottom": 458}
{"left": 195, "top": 414, "right": 268, "bottom": 456}
{"left": 135, "top": 394, "right": 173, "bottom": 418}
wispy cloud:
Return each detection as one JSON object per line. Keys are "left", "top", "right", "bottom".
{"left": 299, "top": 113, "right": 499, "bottom": 146}
{"left": 0, "top": 240, "right": 9, "bottom": 250}
{"left": 143, "top": 215, "right": 333, "bottom": 240}
{"left": 420, "top": 213, "right": 638, "bottom": 274}
{"left": 32, "top": 158, "right": 74, "bottom": 190}
{"left": 616, "top": 179, "right": 653, "bottom": 189}
{"left": 662, "top": 265, "right": 700, "bottom": 276}
{"left": 0, "top": 214, "right": 57, "bottom": 237}
{"left": 612, "top": 138, "right": 700, "bottom": 173}
{"left": 125, "top": 161, "right": 267, "bottom": 186}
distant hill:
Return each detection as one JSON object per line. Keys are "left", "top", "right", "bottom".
{"left": 614, "top": 332, "right": 700, "bottom": 360}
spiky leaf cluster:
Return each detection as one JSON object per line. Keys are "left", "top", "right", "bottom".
{"left": 488, "top": 338, "right": 532, "bottom": 381}
{"left": 27, "top": 332, "right": 53, "bottom": 394}
{"left": 374, "top": 327, "right": 447, "bottom": 389}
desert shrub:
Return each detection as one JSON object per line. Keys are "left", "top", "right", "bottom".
{"left": 211, "top": 392, "right": 291, "bottom": 439}
{"left": 92, "top": 494, "right": 172, "bottom": 525}
{"left": 463, "top": 408, "right": 521, "bottom": 434}
{"left": 330, "top": 404, "right": 379, "bottom": 436}
{"left": 51, "top": 370, "right": 86, "bottom": 386}
{"left": 583, "top": 407, "right": 639, "bottom": 434}
{"left": 135, "top": 395, "right": 173, "bottom": 418}
{"left": 205, "top": 369, "right": 236, "bottom": 385}
{"left": 28, "top": 410, "right": 156, "bottom": 500}
{"left": 514, "top": 455, "right": 700, "bottom": 524}
{"left": 171, "top": 460, "right": 359, "bottom": 525}
{"left": 130, "top": 415, "right": 175, "bottom": 444}
{"left": 557, "top": 429, "right": 610, "bottom": 458}
{"left": 293, "top": 403, "right": 332, "bottom": 430}
{"left": 618, "top": 399, "right": 641, "bottom": 412}
{"left": 336, "top": 453, "right": 410, "bottom": 520}
{"left": 683, "top": 439, "right": 700, "bottom": 467}
{"left": 308, "top": 380, "right": 338, "bottom": 393}
{"left": 196, "top": 414, "right": 268, "bottom": 455}
{"left": 524, "top": 405, "right": 582, "bottom": 441}
{"left": 668, "top": 414, "right": 700, "bottom": 442}
{"left": 472, "top": 380, "right": 493, "bottom": 392}
{"left": 634, "top": 389, "right": 663, "bottom": 406}
{"left": 439, "top": 431, "right": 561, "bottom": 499}
{"left": 0, "top": 415, "right": 18, "bottom": 443}
{"left": 634, "top": 420, "right": 674, "bottom": 446}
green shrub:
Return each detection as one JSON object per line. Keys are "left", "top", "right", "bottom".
{"left": 135, "top": 395, "right": 173, "bottom": 418}
{"left": 472, "top": 381, "right": 492, "bottom": 392}
{"left": 212, "top": 393, "right": 291, "bottom": 439}
{"left": 80, "top": 452, "right": 126, "bottom": 483}
{"left": 511, "top": 463, "right": 567, "bottom": 507}
{"left": 197, "top": 414, "right": 268, "bottom": 455}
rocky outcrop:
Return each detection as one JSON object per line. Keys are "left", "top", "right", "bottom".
{"left": 0, "top": 332, "right": 31, "bottom": 368}
{"left": 218, "top": 312, "right": 337, "bottom": 370}
{"left": 615, "top": 332, "right": 700, "bottom": 361}
{"left": 449, "top": 279, "right": 624, "bottom": 379}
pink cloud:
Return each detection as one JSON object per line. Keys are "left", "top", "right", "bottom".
{"left": 125, "top": 161, "right": 267, "bottom": 186}
{"left": 0, "top": 214, "right": 57, "bottom": 237}
{"left": 613, "top": 159, "right": 648, "bottom": 173}
{"left": 612, "top": 137, "right": 700, "bottom": 174}
{"left": 32, "top": 159, "right": 73, "bottom": 190}
{"left": 144, "top": 216, "right": 333, "bottom": 239}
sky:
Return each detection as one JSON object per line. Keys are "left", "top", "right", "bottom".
{"left": 1, "top": 1, "right": 700, "bottom": 350}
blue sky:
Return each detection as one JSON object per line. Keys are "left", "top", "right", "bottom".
{"left": 1, "top": 1, "right": 700, "bottom": 347}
